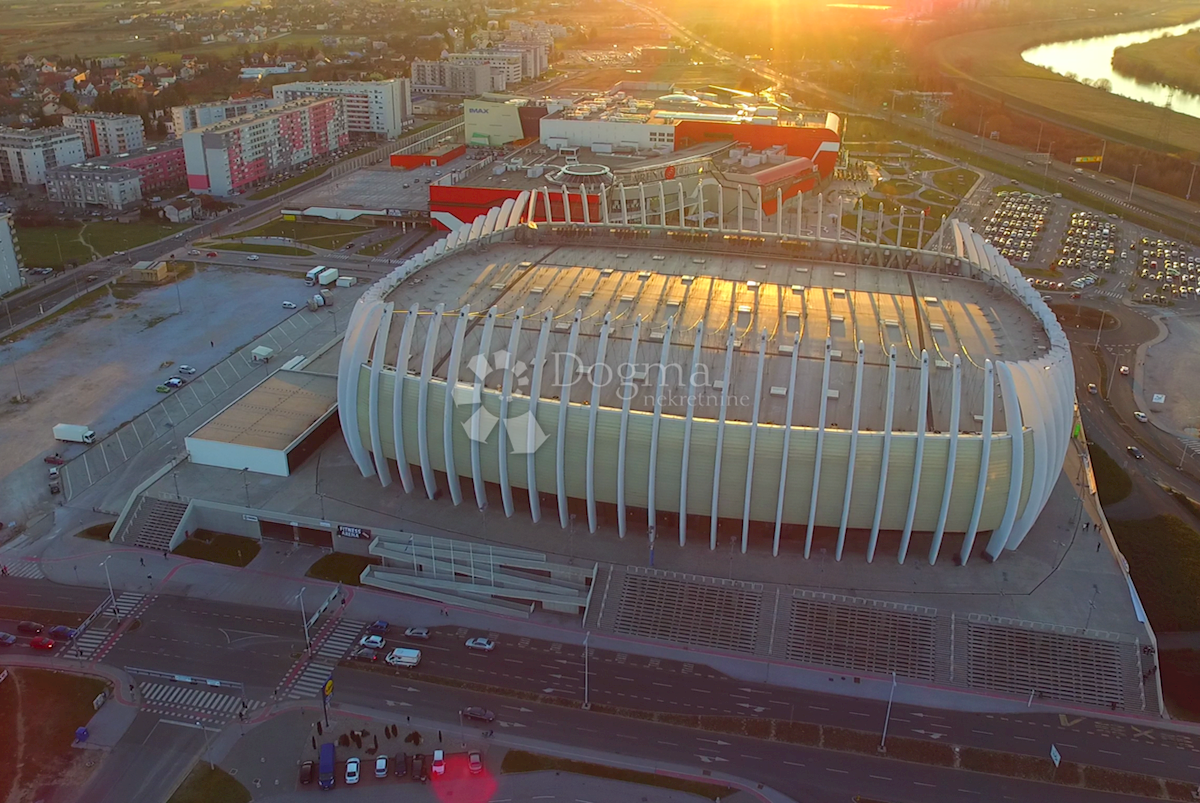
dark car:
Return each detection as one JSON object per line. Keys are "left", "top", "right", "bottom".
{"left": 350, "top": 647, "right": 378, "bottom": 662}
{"left": 1127, "top": 446, "right": 1145, "bottom": 460}
{"left": 47, "top": 625, "right": 78, "bottom": 641}
{"left": 298, "top": 760, "right": 314, "bottom": 785}
{"left": 412, "top": 753, "right": 426, "bottom": 782}
{"left": 394, "top": 752, "right": 408, "bottom": 778}
{"left": 0, "top": 632, "right": 16, "bottom": 647}
{"left": 30, "top": 635, "right": 55, "bottom": 650}
{"left": 460, "top": 706, "right": 495, "bottom": 722}
{"left": 16, "top": 621, "right": 43, "bottom": 634}
{"left": 367, "top": 620, "right": 389, "bottom": 636}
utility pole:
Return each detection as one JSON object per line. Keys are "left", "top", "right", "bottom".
{"left": 297, "top": 587, "right": 311, "bottom": 653}
{"left": 1128, "top": 164, "right": 1141, "bottom": 203}
{"left": 1187, "top": 162, "right": 1198, "bottom": 201}
{"left": 101, "top": 557, "right": 119, "bottom": 618}
{"left": 199, "top": 720, "right": 214, "bottom": 769}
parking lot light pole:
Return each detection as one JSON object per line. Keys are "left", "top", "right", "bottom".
{"left": 100, "top": 557, "right": 118, "bottom": 619}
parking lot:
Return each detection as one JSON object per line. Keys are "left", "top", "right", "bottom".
{"left": 982, "top": 191, "right": 1052, "bottom": 266}
{"left": 1133, "top": 236, "right": 1200, "bottom": 306}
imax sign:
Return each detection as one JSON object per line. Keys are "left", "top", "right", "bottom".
{"left": 468, "top": 107, "right": 490, "bottom": 114}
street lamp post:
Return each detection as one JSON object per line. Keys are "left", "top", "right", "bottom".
{"left": 198, "top": 720, "right": 214, "bottom": 769}
{"left": 100, "top": 557, "right": 118, "bottom": 618}
{"left": 297, "top": 587, "right": 311, "bottom": 653}
{"left": 879, "top": 670, "right": 897, "bottom": 753}
{"left": 582, "top": 631, "right": 591, "bottom": 710}
{"left": 1187, "top": 162, "right": 1199, "bottom": 202}
{"left": 1128, "top": 164, "right": 1141, "bottom": 203}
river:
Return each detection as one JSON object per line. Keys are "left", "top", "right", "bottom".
{"left": 1022, "top": 18, "right": 1200, "bottom": 120}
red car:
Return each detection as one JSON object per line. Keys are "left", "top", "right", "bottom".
{"left": 206, "top": 252, "right": 217, "bottom": 258}
{"left": 43, "top": 455, "right": 65, "bottom": 465}
{"left": 30, "top": 635, "right": 55, "bottom": 650}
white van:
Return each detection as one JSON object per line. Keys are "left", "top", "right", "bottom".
{"left": 386, "top": 648, "right": 422, "bottom": 668}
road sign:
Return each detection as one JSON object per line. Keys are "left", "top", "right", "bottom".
{"left": 322, "top": 677, "right": 334, "bottom": 699}
{"left": 1074, "top": 156, "right": 1102, "bottom": 164}
{"left": 1050, "top": 744, "right": 1061, "bottom": 768}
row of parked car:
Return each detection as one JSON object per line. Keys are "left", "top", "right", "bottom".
{"left": 1055, "top": 211, "right": 1121, "bottom": 275}
{"left": 299, "top": 749, "right": 485, "bottom": 787}
{"left": 1137, "top": 236, "right": 1200, "bottom": 302}
{"left": 981, "top": 193, "right": 1052, "bottom": 264}
{"left": 0, "top": 620, "right": 77, "bottom": 650}
{"left": 155, "top": 364, "right": 196, "bottom": 394}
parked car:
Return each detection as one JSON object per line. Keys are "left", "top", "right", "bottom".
{"left": 375, "top": 755, "right": 388, "bottom": 778}
{"left": 465, "top": 637, "right": 495, "bottom": 652}
{"left": 0, "top": 632, "right": 16, "bottom": 646}
{"left": 413, "top": 753, "right": 427, "bottom": 782}
{"left": 345, "top": 757, "right": 360, "bottom": 785}
{"left": 431, "top": 749, "right": 445, "bottom": 777}
{"left": 43, "top": 454, "right": 65, "bottom": 465}
{"left": 178, "top": 365, "right": 196, "bottom": 374}
{"left": 468, "top": 751, "right": 483, "bottom": 774}
{"left": 460, "top": 706, "right": 495, "bottom": 722}
{"left": 16, "top": 621, "right": 43, "bottom": 634}
{"left": 367, "top": 620, "right": 389, "bottom": 636}
{"left": 156, "top": 385, "right": 171, "bottom": 393}
{"left": 394, "top": 752, "right": 408, "bottom": 778}
{"left": 359, "top": 634, "right": 386, "bottom": 650}
{"left": 165, "top": 377, "right": 186, "bottom": 388}
{"left": 30, "top": 635, "right": 55, "bottom": 650}
{"left": 47, "top": 625, "right": 78, "bottom": 641}
{"left": 298, "top": 760, "right": 314, "bottom": 785}
{"left": 282, "top": 301, "right": 298, "bottom": 309}
{"left": 404, "top": 627, "right": 430, "bottom": 641}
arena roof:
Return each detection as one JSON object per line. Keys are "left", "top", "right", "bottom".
{"left": 189, "top": 370, "right": 338, "bottom": 450}
{"left": 375, "top": 242, "right": 1049, "bottom": 434}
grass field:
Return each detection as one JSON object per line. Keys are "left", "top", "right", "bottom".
{"left": 500, "top": 750, "right": 732, "bottom": 800}
{"left": 223, "top": 219, "right": 373, "bottom": 250}
{"left": 15, "top": 222, "right": 188, "bottom": 268}
{"left": 1110, "top": 514, "right": 1200, "bottom": 631}
{"left": 359, "top": 235, "right": 403, "bottom": 256}
{"left": 0, "top": 669, "right": 109, "bottom": 802}
{"left": 931, "top": 3, "right": 1200, "bottom": 154}
{"left": 1160, "top": 649, "right": 1200, "bottom": 721}
{"left": 167, "top": 764, "right": 251, "bottom": 803}
{"left": 931, "top": 168, "right": 977, "bottom": 196}
{"left": 306, "top": 553, "right": 379, "bottom": 585}
{"left": 173, "top": 531, "right": 261, "bottom": 567}
{"left": 208, "top": 242, "right": 314, "bottom": 257}
{"left": 1087, "top": 442, "right": 1133, "bottom": 506}
{"left": 1112, "top": 29, "right": 1200, "bottom": 96}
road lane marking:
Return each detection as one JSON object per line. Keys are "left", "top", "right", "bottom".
{"left": 849, "top": 712, "right": 870, "bottom": 717}
{"left": 691, "top": 688, "right": 711, "bottom": 694}
{"left": 1014, "top": 736, "right": 1035, "bottom": 742}
{"left": 740, "top": 754, "right": 762, "bottom": 760}
{"left": 657, "top": 741, "right": 677, "bottom": 746}
{"left": 825, "top": 768, "right": 848, "bottom": 774}
{"left": 653, "top": 682, "right": 671, "bottom": 688}
{"left": 869, "top": 775, "right": 890, "bottom": 781}
{"left": 958, "top": 789, "right": 981, "bottom": 795}
{"left": 784, "top": 761, "right": 805, "bottom": 767}
{"left": 809, "top": 705, "right": 829, "bottom": 711}
{"left": 1143, "top": 758, "right": 1165, "bottom": 764}
{"left": 914, "top": 782, "right": 936, "bottom": 788}
{"left": 1057, "top": 742, "right": 1078, "bottom": 748}
{"left": 616, "top": 676, "right": 634, "bottom": 682}
{"left": 972, "top": 730, "right": 993, "bottom": 736}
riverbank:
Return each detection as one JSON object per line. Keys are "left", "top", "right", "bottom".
{"left": 932, "top": 2, "right": 1200, "bottom": 153}
{"left": 1112, "top": 30, "right": 1200, "bottom": 97}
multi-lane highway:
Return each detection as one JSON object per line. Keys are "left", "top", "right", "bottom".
{"left": 3, "top": 577, "right": 1196, "bottom": 795}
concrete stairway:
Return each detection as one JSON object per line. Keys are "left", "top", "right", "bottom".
{"left": 118, "top": 497, "right": 189, "bottom": 551}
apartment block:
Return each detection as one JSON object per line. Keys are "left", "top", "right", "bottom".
{"left": 46, "top": 163, "right": 142, "bottom": 210}
{"left": 183, "top": 97, "right": 348, "bottom": 196}
{"left": 63, "top": 112, "right": 146, "bottom": 158}
{"left": 170, "top": 98, "right": 279, "bottom": 135}
{"left": 0, "top": 127, "right": 86, "bottom": 186}
{"left": 271, "top": 79, "right": 411, "bottom": 138}
{"left": 0, "top": 212, "right": 22, "bottom": 296}
{"left": 411, "top": 59, "right": 508, "bottom": 95}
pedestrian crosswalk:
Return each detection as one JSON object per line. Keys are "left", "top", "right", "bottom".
{"left": 68, "top": 629, "right": 111, "bottom": 660}
{"left": 1, "top": 561, "right": 44, "bottom": 579}
{"left": 1091, "top": 289, "right": 1124, "bottom": 300}
{"left": 139, "top": 680, "right": 263, "bottom": 723}
{"left": 283, "top": 617, "right": 365, "bottom": 700}
{"left": 111, "top": 591, "right": 148, "bottom": 618}
{"left": 60, "top": 592, "right": 151, "bottom": 660}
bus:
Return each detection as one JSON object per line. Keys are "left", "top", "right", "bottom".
{"left": 304, "top": 266, "right": 327, "bottom": 286}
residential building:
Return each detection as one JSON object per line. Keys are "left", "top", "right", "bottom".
{"left": 447, "top": 51, "right": 524, "bottom": 85}
{"left": 46, "top": 162, "right": 143, "bottom": 210}
{"left": 183, "top": 97, "right": 348, "bottom": 196}
{"left": 271, "top": 79, "right": 411, "bottom": 138}
{"left": 411, "top": 59, "right": 507, "bottom": 95}
{"left": 0, "top": 212, "right": 22, "bottom": 297}
{"left": 101, "top": 141, "right": 187, "bottom": 194}
{"left": 63, "top": 112, "right": 145, "bottom": 158}
{"left": 171, "top": 98, "right": 279, "bottom": 135}
{"left": 163, "top": 198, "right": 197, "bottom": 223}
{"left": 0, "top": 127, "right": 86, "bottom": 187}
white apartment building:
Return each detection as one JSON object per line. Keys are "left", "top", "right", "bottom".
{"left": 63, "top": 112, "right": 145, "bottom": 158}
{"left": 411, "top": 60, "right": 507, "bottom": 95}
{"left": 171, "top": 98, "right": 279, "bottom": 135}
{"left": 46, "top": 163, "right": 142, "bottom": 210}
{"left": 0, "top": 127, "right": 86, "bottom": 186}
{"left": 271, "top": 79, "right": 411, "bottom": 138}
{"left": 183, "top": 97, "right": 348, "bottom": 196}
{"left": 494, "top": 41, "right": 549, "bottom": 80}
{"left": 0, "top": 212, "right": 22, "bottom": 297}
{"left": 448, "top": 51, "right": 524, "bottom": 85}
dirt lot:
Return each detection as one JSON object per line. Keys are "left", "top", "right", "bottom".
{"left": 0, "top": 266, "right": 302, "bottom": 526}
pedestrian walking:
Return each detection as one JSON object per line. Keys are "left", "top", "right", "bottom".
{"left": 139, "top": 557, "right": 145, "bottom": 566}
{"left": 210, "top": 340, "right": 214, "bottom": 347}
{"left": 438, "top": 730, "right": 442, "bottom": 742}
{"left": 1097, "top": 541, "right": 1101, "bottom": 552}
{"left": 163, "top": 550, "right": 168, "bottom": 559}
{"left": 1, "top": 565, "right": 7, "bottom": 577}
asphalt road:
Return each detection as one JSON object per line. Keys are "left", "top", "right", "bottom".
{"left": 0, "top": 575, "right": 1184, "bottom": 786}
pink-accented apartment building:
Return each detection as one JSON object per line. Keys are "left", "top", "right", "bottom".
{"left": 182, "top": 97, "right": 348, "bottom": 196}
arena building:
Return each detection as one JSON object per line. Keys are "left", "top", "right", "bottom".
{"left": 337, "top": 184, "right": 1074, "bottom": 566}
